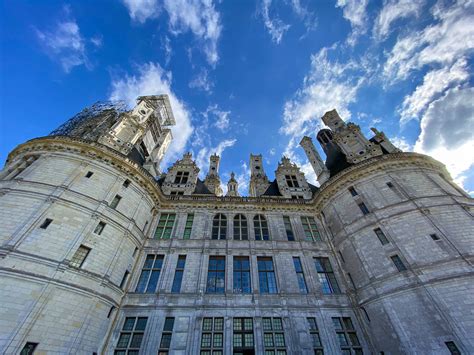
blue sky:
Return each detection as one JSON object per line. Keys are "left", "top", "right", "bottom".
{"left": 1, "top": 0, "right": 473, "bottom": 195}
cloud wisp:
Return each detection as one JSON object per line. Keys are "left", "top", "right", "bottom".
{"left": 35, "top": 7, "right": 101, "bottom": 73}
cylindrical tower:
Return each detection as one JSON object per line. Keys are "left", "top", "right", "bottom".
{"left": 315, "top": 152, "right": 474, "bottom": 354}
{"left": 0, "top": 97, "right": 174, "bottom": 354}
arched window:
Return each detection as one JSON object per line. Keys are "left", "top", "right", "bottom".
{"left": 212, "top": 214, "right": 227, "bottom": 240}
{"left": 254, "top": 215, "right": 270, "bottom": 241}
{"left": 233, "top": 214, "right": 248, "bottom": 240}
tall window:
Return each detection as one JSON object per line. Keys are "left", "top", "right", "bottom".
{"left": 110, "top": 195, "right": 122, "bottom": 209}
{"left": 233, "top": 256, "right": 251, "bottom": 293}
{"left": 212, "top": 214, "right": 227, "bottom": 240}
{"left": 358, "top": 202, "right": 370, "bottom": 215}
{"left": 233, "top": 318, "right": 254, "bottom": 353}
{"left": 174, "top": 171, "right": 189, "bottom": 184}
{"left": 391, "top": 255, "right": 407, "bottom": 272}
{"left": 285, "top": 175, "right": 299, "bottom": 188}
{"left": 332, "top": 317, "right": 362, "bottom": 355}
{"left": 207, "top": 256, "right": 225, "bottom": 293}
{"left": 115, "top": 317, "right": 148, "bottom": 354}
{"left": 283, "top": 216, "right": 295, "bottom": 241}
{"left": 293, "top": 257, "right": 308, "bottom": 294}
{"left": 262, "top": 317, "right": 286, "bottom": 354}
{"left": 94, "top": 221, "right": 106, "bottom": 235}
{"left": 348, "top": 186, "right": 358, "bottom": 196}
{"left": 183, "top": 213, "right": 194, "bottom": 239}
{"left": 135, "top": 254, "right": 164, "bottom": 293}
{"left": 159, "top": 317, "right": 175, "bottom": 354}
{"left": 258, "top": 257, "right": 278, "bottom": 294}
{"left": 233, "top": 214, "right": 248, "bottom": 240}
{"left": 171, "top": 255, "right": 186, "bottom": 293}
{"left": 307, "top": 318, "right": 324, "bottom": 355}
{"left": 201, "top": 317, "right": 224, "bottom": 355}
{"left": 254, "top": 215, "right": 270, "bottom": 241}
{"left": 314, "top": 257, "right": 341, "bottom": 294}
{"left": 119, "top": 270, "right": 130, "bottom": 289}
{"left": 70, "top": 245, "right": 91, "bottom": 268}
{"left": 374, "top": 228, "right": 389, "bottom": 245}
{"left": 155, "top": 213, "right": 176, "bottom": 239}
{"left": 301, "top": 216, "right": 320, "bottom": 241}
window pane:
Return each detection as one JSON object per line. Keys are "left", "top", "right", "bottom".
{"left": 264, "top": 333, "right": 274, "bottom": 347}
{"left": 274, "top": 333, "right": 285, "bottom": 347}
{"left": 201, "top": 333, "right": 212, "bottom": 347}
{"left": 129, "top": 333, "right": 143, "bottom": 348}
{"left": 160, "top": 334, "right": 172, "bottom": 348}
{"left": 203, "top": 318, "right": 213, "bottom": 331}
{"left": 213, "top": 333, "right": 223, "bottom": 347}
{"left": 244, "top": 333, "right": 254, "bottom": 346}
{"left": 117, "top": 333, "right": 131, "bottom": 348}
{"left": 123, "top": 318, "right": 135, "bottom": 331}
{"left": 164, "top": 318, "right": 175, "bottom": 331}
{"left": 135, "top": 318, "right": 148, "bottom": 331}
{"left": 263, "top": 318, "right": 272, "bottom": 330}
{"left": 273, "top": 318, "right": 283, "bottom": 330}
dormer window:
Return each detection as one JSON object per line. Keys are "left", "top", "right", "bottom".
{"left": 174, "top": 171, "right": 189, "bottom": 184}
{"left": 285, "top": 175, "right": 299, "bottom": 188}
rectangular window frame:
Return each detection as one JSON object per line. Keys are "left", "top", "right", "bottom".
{"left": 293, "top": 257, "right": 308, "bottom": 294}
{"left": 285, "top": 175, "right": 299, "bottom": 188}
{"left": 155, "top": 213, "right": 176, "bottom": 239}
{"left": 262, "top": 317, "right": 286, "bottom": 354}
{"left": 233, "top": 318, "right": 254, "bottom": 352}
{"left": 39, "top": 218, "right": 53, "bottom": 229}
{"left": 258, "top": 257, "right": 278, "bottom": 294}
{"left": 301, "top": 216, "right": 321, "bottom": 241}
{"left": 183, "top": 213, "right": 194, "bottom": 239}
{"left": 314, "top": 257, "right": 341, "bottom": 294}
{"left": 307, "top": 317, "right": 324, "bottom": 354}
{"left": 206, "top": 256, "right": 226, "bottom": 294}
{"left": 332, "top": 317, "right": 362, "bottom": 354}
{"left": 159, "top": 317, "right": 175, "bottom": 353}
{"left": 283, "top": 216, "right": 295, "bottom": 241}
{"left": 233, "top": 256, "right": 251, "bottom": 294}
{"left": 390, "top": 255, "right": 407, "bottom": 272}
{"left": 135, "top": 254, "right": 164, "bottom": 293}
{"left": 171, "top": 255, "right": 186, "bottom": 293}
{"left": 374, "top": 228, "right": 389, "bottom": 245}
{"left": 200, "top": 317, "right": 224, "bottom": 354}
{"left": 70, "top": 245, "right": 91, "bottom": 268}
{"left": 115, "top": 317, "right": 148, "bottom": 354}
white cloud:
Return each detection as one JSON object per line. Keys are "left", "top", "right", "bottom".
{"left": 164, "top": 0, "right": 222, "bottom": 65}
{"left": 390, "top": 136, "right": 413, "bottom": 151}
{"left": 269, "top": 148, "right": 276, "bottom": 156}
{"left": 281, "top": 46, "right": 367, "bottom": 159}
{"left": 384, "top": 0, "right": 474, "bottom": 82}
{"left": 189, "top": 69, "right": 213, "bottom": 93}
{"left": 235, "top": 161, "right": 251, "bottom": 195}
{"left": 336, "top": 0, "right": 369, "bottom": 45}
{"left": 373, "top": 0, "right": 425, "bottom": 40}
{"left": 121, "top": 0, "right": 160, "bottom": 23}
{"left": 196, "top": 139, "right": 237, "bottom": 177}
{"left": 109, "top": 62, "right": 194, "bottom": 168}
{"left": 200, "top": 104, "right": 231, "bottom": 131}
{"left": 260, "top": 0, "right": 291, "bottom": 44}
{"left": 399, "top": 58, "right": 469, "bottom": 124}
{"left": 121, "top": 0, "right": 221, "bottom": 65}
{"left": 35, "top": 11, "right": 95, "bottom": 73}
{"left": 414, "top": 86, "right": 474, "bottom": 186}
{"left": 161, "top": 36, "right": 172, "bottom": 65}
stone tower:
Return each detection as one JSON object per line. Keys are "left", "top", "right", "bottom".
{"left": 226, "top": 172, "right": 239, "bottom": 196}
{"left": 249, "top": 154, "right": 270, "bottom": 197}
{"left": 0, "top": 100, "right": 473, "bottom": 355}
{"left": 300, "top": 136, "right": 330, "bottom": 185}
{"left": 204, "top": 154, "right": 223, "bottom": 196}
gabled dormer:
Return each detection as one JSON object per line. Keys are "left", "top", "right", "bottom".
{"left": 275, "top": 157, "right": 312, "bottom": 199}
{"left": 161, "top": 152, "right": 199, "bottom": 196}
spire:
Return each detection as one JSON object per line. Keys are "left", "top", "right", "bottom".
{"left": 249, "top": 154, "right": 270, "bottom": 197}
{"left": 300, "top": 136, "right": 330, "bottom": 185}
{"left": 204, "top": 154, "right": 223, "bottom": 196}
{"left": 226, "top": 172, "right": 240, "bottom": 197}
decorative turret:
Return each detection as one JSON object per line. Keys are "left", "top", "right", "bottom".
{"left": 226, "top": 172, "right": 240, "bottom": 197}
{"left": 370, "top": 128, "right": 401, "bottom": 154}
{"left": 162, "top": 152, "right": 199, "bottom": 196}
{"left": 249, "top": 154, "right": 270, "bottom": 197}
{"left": 300, "top": 136, "right": 330, "bottom": 185}
{"left": 204, "top": 154, "right": 223, "bottom": 196}
{"left": 275, "top": 156, "right": 312, "bottom": 199}
{"left": 98, "top": 95, "right": 176, "bottom": 176}
{"left": 321, "top": 109, "right": 383, "bottom": 165}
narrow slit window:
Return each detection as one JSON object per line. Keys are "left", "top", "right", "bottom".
{"left": 445, "top": 341, "right": 461, "bottom": 355}
{"left": 348, "top": 186, "right": 358, "bottom": 196}
{"left": 94, "top": 221, "right": 106, "bottom": 235}
{"left": 123, "top": 179, "right": 131, "bottom": 188}
{"left": 183, "top": 213, "right": 194, "bottom": 239}
{"left": 171, "top": 255, "right": 186, "bottom": 293}
{"left": 430, "top": 233, "right": 440, "bottom": 241}
{"left": 293, "top": 257, "right": 308, "bottom": 294}
{"left": 159, "top": 317, "right": 175, "bottom": 353}
{"left": 119, "top": 270, "right": 130, "bottom": 289}
{"left": 85, "top": 171, "right": 93, "bottom": 178}
{"left": 391, "top": 255, "right": 407, "bottom": 272}
{"left": 374, "top": 228, "right": 389, "bottom": 245}
{"left": 283, "top": 216, "right": 295, "bottom": 241}
{"left": 39, "top": 218, "right": 53, "bottom": 229}
{"left": 20, "top": 342, "right": 38, "bottom": 355}
{"left": 358, "top": 202, "right": 370, "bottom": 215}
{"left": 110, "top": 195, "right": 122, "bottom": 209}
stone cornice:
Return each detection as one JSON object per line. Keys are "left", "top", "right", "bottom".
{"left": 6, "top": 138, "right": 454, "bottom": 212}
